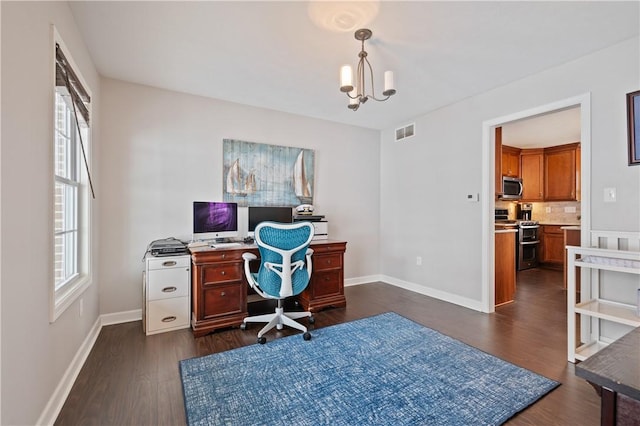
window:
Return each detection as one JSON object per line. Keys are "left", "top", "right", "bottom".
{"left": 51, "top": 32, "right": 93, "bottom": 322}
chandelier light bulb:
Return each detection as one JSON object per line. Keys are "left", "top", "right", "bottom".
{"left": 340, "top": 65, "right": 354, "bottom": 92}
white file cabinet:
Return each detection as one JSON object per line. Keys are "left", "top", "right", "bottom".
{"left": 143, "top": 254, "right": 191, "bottom": 335}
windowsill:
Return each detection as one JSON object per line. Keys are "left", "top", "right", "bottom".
{"left": 50, "top": 274, "right": 91, "bottom": 322}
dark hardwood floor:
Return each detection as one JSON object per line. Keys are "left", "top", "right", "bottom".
{"left": 55, "top": 269, "right": 601, "bottom": 425}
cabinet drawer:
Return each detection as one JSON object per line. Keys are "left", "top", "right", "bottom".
{"left": 147, "top": 268, "right": 190, "bottom": 300}
{"left": 202, "top": 283, "right": 245, "bottom": 319}
{"left": 147, "top": 256, "right": 190, "bottom": 270}
{"left": 202, "top": 263, "right": 242, "bottom": 284}
{"left": 313, "top": 254, "right": 343, "bottom": 271}
{"left": 312, "top": 270, "right": 342, "bottom": 297}
{"left": 147, "top": 297, "right": 190, "bottom": 333}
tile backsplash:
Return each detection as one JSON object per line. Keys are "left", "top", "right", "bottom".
{"left": 496, "top": 200, "right": 581, "bottom": 225}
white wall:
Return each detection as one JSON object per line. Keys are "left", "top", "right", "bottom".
{"left": 1, "top": 2, "right": 101, "bottom": 424}
{"left": 380, "top": 37, "right": 640, "bottom": 306}
{"left": 98, "top": 79, "right": 380, "bottom": 314}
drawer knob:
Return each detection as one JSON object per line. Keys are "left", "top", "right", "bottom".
{"left": 162, "top": 261, "right": 177, "bottom": 267}
{"left": 222, "top": 254, "right": 226, "bottom": 259}
{"left": 220, "top": 291, "right": 226, "bottom": 297}
{"left": 161, "top": 316, "right": 177, "bottom": 323}
{"left": 162, "top": 286, "right": 177, "bottom": 293}
{"left": 221, "top": 271, "right": 226, "bottom": 275}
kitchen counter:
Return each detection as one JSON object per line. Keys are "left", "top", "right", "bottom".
{"left": 494, "top": 228, "right": 517, "bottom": 233}
{"left": 538, "top": 222, "right": 581, "bottom": 226}
{"left": 560, "top": 225, "right": 581, "bottom": 230}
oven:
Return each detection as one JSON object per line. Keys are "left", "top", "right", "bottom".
{"left": 517, "top": 222, "right": 540, "bottom": 270}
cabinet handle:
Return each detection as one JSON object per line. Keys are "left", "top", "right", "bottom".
{"left": 221, "top": 271, "right": 226, "bottom": 275}
{"left": 220, "top": 291, "right": 226, "bottom": 297}
{"left": 161, "top": 316, "right": 177, "bottom": 323}
{"left": 162, "top": 286, "right": 177, "bottom": 293}
{"left": 162, "top": 261, "right": 177, "bottom": 267}
{"left": 222, "top": 254, "right": 226, "bottom": 259}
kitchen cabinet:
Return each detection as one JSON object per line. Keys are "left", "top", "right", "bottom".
{"left": 520, "top": 149, "right": 544, "bottom": 201}
{"left": 544, "top": 143, "right": 581, "bottom": 201}
{"left": 540, "top": 225, "right": 564, "bottom": 269}
{"left": 501, "top": 145, "right": 521, "bottom": 178}
{"left": 495, "top": 229, "right": 516, "bottom": 306}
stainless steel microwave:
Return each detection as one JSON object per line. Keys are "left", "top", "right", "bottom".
{"left": 500, "top": 176, "right": 523, "bottom": 200}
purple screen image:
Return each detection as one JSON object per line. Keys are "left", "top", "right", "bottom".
{"left": 193, "top": 202, "right": 237, "bottom": 233}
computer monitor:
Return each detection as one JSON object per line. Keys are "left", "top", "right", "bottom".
{"left": 247, "top": 206, "right": 293, "bottom": 236}
{"left": 192, "top": 201, "right": 238, "bottom": 241}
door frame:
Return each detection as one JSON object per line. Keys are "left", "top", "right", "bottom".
{"left": 480, "top": 93, "right": 591, "bottom": 313}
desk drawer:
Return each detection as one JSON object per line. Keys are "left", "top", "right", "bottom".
{"left": 147, "top": 297, "right": 190, "bottom": 333}
{"left": 202, "top": 283, "right": 245, "bottom": 319}
{"left": 147, "top": 256, "right": 190, "bottom": 270}
{"left": 147, "top": 268, "right": 190, "bottom": 300}
{"left": 313, "top": 253, "right": 343, "bottom": 271}
{"left": 312, "top": 270, "right": 341, "bottom": 297}
{"left": 201, "top": 263, "right": 242, "bottom": 284}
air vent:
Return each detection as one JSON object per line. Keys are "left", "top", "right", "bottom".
{"left": 395, "top": 123, "right": 415, "bottom": 141}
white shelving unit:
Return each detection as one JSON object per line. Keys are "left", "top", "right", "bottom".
{"left": 143, "top": 254, "right": 191, "bottom": 335}
{"left": 567, "top": 231, "right": 640, "bottom": 363}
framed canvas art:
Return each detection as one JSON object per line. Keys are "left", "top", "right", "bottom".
{"left": 627, "top": 90, "right": 640, "bottom": 166}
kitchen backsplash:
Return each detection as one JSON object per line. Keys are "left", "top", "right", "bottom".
{"left": 496, "top": 200, "right": 581, "bottom": 225}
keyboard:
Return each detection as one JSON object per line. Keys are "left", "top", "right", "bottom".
{"left": 210, "top": 242, "right": 242, "bottom": 249}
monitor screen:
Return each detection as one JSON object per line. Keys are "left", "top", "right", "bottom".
{"left": 193, "top": 201, "right": 238, "bottom": 241}
{"left": 248, "top": 206, "right": 293, "bottom": 235}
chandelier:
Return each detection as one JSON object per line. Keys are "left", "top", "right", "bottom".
{"left": 339, "top": 28, "right": 396, "bottom": 111}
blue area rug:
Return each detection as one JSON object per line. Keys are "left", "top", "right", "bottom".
{"left": 179, "top": 312, "right": 559, "bottom": 425}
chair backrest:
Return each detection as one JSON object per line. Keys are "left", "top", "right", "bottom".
{"left": 254, "top": 221, "right": 314, "bottom": 298}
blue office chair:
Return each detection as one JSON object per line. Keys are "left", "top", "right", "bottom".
{"left": 241, "top": 221, "right": 315, "bottom": 344}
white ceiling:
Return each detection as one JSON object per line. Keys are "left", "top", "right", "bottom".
{"left": 68, "top": 1, "right": 639, "bottom": 130}
{"left": 501, "top": 106, "right": 581, "bottom": 149}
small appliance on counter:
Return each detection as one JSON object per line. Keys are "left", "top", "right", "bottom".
{"left": 516, "top": 203, "right": 533, "bottom": 221}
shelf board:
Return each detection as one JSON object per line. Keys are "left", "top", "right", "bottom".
{"left": 575, "top": 299, "right": 640, "bottom": 327}
{"left": 575, "top": 341, "right": 609, "bottom": 361}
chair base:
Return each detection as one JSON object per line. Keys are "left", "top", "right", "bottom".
{"left": 243, "top": 300, "right": 311, "bottom": 339}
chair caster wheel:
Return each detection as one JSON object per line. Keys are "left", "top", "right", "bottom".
{"left": 258, "top": 336, "right": 266, "bottom": 344}
{"left": 303, "top": 332, "right": 312, "bottom": 341}
{"left": 308, "top": 316, "right": 315, "bottom": 324}
{"left": 240, "top": 323, "right": 247, "bottom": 330}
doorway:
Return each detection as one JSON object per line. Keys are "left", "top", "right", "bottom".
{"left": 481, "top": 94, "right": 591, "bottom": 313}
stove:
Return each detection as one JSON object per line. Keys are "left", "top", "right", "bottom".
{"left": 517, "top": 220, "right": 539, "bottom": 228}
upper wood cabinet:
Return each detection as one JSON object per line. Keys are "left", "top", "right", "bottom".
{"left": 520, "top": 149, "right": 544, "bottom": 201}
{"left": 544, "top": 143, "right": 581, "bottom": 201}
{"left": 501, "top": 145, "right": 521, "bottom": 178}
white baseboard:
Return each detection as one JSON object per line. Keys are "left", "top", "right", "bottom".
{"left": 379, "top": 275, "right": 484, "bottom": 312}
{"left": 101, "top": 308, "right": 142, "bottom": 326}
{"left": 345, "top": 275, "right": 382, "bottom": 286}
{"left": 36, "top": 316, "right": 102, "bottom": 426}
{"left": 37, "top": 308, "right": 143, "bottom": 425}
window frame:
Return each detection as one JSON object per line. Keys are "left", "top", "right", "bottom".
{"left": 50, "top": 27, "right": 93, "bottom": 322}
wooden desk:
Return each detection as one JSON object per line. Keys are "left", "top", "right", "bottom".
{"left": 575, "top": 327, "right": 640, "bottom": 425}
{"left": 189, "top": 240, "right": 347, "bottom": 337}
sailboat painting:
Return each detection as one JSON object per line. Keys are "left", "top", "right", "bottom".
{"left": 223, "top": 139, "right": 314, "bottom": 207}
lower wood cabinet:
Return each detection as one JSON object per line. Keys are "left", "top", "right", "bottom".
{"left": 540, "top": 225, "right": 564, "bottom": 269}
{"left": 190, "top": 240, "right": 347, "bottom": 337}
{"left": 495, "top": 230, "right": 516, "bottom": 307}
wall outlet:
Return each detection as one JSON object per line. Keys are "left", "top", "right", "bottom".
{"left": 564, "top": 206, "right": 577, "bottom": 213}
{"left": 604, "top": 187, "right": 616, "bottom": 203}
{"left": 466, "top": 193, "right": 479, "bottom": 202}
{"left": 545, "top": 207, "right": 551, "bottom": 213}
{"left": 416, "top": 256, "right": 422, "bottom": 266}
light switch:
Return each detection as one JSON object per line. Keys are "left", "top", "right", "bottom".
{"left": 604, "top": 187, "right": 616, "bottom": 203}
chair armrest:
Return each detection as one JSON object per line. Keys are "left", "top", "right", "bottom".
{"left": 306, "top": 248, "right": 314, "bottom": 256}
{"left": 242, "top": 252, "right": 257, "bottom": 261}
